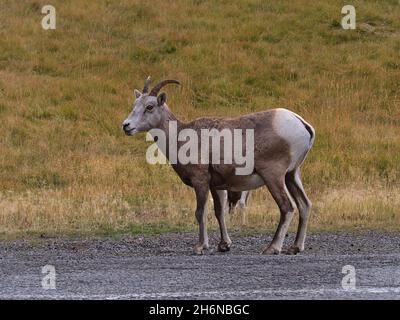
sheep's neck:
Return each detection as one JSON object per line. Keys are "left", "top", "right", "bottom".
{"left": 154, "top": 105, "right": 185, "bottom": 162}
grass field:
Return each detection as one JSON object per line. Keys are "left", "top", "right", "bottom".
{"left": 0, "top": 0, "right": 400, "bottom": 237}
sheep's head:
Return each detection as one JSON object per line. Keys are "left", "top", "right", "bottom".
{"left": 122, "top": 77, "right": 180, "bottom": 135}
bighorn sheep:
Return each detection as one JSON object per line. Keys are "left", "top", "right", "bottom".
{"left": 226, "top": 191, "right": 251, "bottom": 214}
{"left": 212, "top": 191, "right": 249, "bottom": 224}
{"left": 226, "top": 190, "right": 250, "bottom": 224}
{"left": 122, "top": 78, "right": 315, "bottom": 255}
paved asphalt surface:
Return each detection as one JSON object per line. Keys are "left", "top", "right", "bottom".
{"left": 1, "top": 231, "right": 400, "bottom": 299}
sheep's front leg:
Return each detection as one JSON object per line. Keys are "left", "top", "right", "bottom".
{"left": 194, "top": 185, "right": 209, "bottom": 255}
{"left": 211, "top": 189, "right": 232, "bottom": 252}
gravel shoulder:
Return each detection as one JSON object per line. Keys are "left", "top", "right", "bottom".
{"left": 1, "top": 231, "right": 400, "bottom": 299}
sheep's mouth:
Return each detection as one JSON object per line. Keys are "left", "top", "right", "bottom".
{"left": 124, "top": 128, "right": 137, "bottom": 136}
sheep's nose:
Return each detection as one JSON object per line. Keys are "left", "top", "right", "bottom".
{"left": 122, "top": 122, "right": 130, "bottom": 130}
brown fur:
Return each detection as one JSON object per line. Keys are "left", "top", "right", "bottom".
{"left": 162, "top": 110, "right": 291, "bottom": 191}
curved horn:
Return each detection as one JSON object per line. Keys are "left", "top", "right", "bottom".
{"left": 142, "top": 76, "right": 151, "bottom": 94}
{"left": 149, "top": 79, "right": 180, "bottom": 96}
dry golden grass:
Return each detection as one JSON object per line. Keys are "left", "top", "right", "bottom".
{"left": 0, "top": 0, "right": 399, "bottom": 237}
{"left": 1, "top": 183, "right": 400, "bottom": 237}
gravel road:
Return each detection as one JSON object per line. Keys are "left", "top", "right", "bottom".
{"left": 1, "top": 231, "right": 400, "bottom": 299}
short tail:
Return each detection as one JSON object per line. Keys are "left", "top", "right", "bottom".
{"left": 294, "top": 114, "right": 315, "bottom": 149}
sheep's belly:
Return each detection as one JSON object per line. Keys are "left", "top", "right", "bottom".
{"left": 217, "top": 174, "right": 264, "bottom": 192}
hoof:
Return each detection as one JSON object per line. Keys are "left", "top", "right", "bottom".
{"left": 193, "top": 244, "right": 208, "bottom": 255}
{"left": 217, "top": 241, "right": 232, "bottom": 252}
{"left": 286, "top": 246, "right": 302, "bottom": 255}
{"left": 261, "top": 246, "right": 280, "bottom": 255}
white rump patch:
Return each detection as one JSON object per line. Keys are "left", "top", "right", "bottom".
{"left": 273, "top": 108, "right": 312, "bottom": 171}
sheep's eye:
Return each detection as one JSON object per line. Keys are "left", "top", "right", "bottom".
{"left": 145, "top": 105, "right": 154, "bottom": 111}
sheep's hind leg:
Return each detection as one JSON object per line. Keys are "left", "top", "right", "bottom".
{"left": 285, "top": 169, "right": 311, "bottom": 255}
{"left": 238, "top": 191, "right": 250, "bottom": 225}
{"left": 259, "top": 169, "right": 295, "bottom": 255}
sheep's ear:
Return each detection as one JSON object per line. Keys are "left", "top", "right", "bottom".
{"left": 157, "top": 92, "right": 167, "bottom": 106}
{"left": 134, "top": 89, "right": 141, "bottom": 99}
